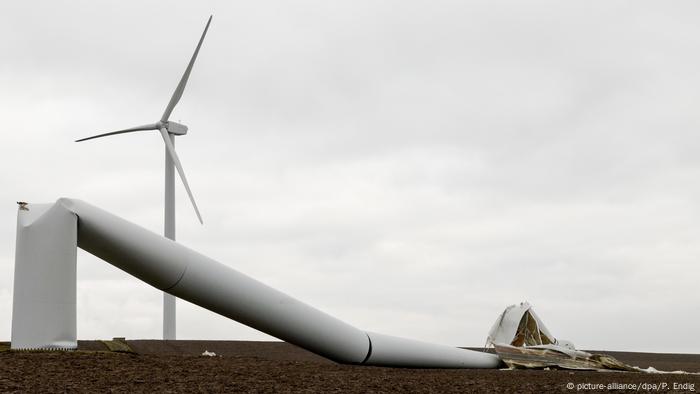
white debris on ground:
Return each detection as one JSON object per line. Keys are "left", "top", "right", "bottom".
{"left": 635, "top": 366, "right": 699, "bottom": 375}
{"left": 201, "top": 350, "right": 217, "bottom": 357}
{"left": 487, "top": 302, "right": 694, "bottom": 374}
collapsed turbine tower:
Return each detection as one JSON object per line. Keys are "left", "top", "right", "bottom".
{"left": 11, "top": 198, "right": 500, "bottom": 369}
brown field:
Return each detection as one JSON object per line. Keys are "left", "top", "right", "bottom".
{"left": 0, "top": 340, "right": 698, "bottom": 393}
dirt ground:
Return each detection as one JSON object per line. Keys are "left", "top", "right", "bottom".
{"left": 1, "top": 340, "right": 698, "bottom": 393}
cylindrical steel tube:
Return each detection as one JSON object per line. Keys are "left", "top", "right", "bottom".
{"left": 66, "top": 198, "right": 370, "bottom": 363}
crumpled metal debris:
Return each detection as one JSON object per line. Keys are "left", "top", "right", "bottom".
{"left": 487, "top": 302, "right": 636, "bottom": 371}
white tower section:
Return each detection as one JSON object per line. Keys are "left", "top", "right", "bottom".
{"left": 163, "top": 134, "right": 177, "bottom": 340}
{"left": 11, "top": 203, "right": 77, "bottom": 350}
{"left": 10, "top": 199, "right": 500, "bottom": 369}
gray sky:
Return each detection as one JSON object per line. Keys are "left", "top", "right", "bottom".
{"left": 1, "top": 1, "right": 699, "bottom": 353}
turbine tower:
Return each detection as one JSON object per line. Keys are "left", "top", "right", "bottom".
{"left": 75, "top": 15, "right": 212, "bottom": 340}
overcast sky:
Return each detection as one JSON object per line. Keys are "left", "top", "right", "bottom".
{"left": 1, "top": 1, "right": 699, "bottom": 353}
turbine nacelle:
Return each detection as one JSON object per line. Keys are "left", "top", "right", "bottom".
{"left": 159, "top": 121, "right": 188, "bottom": 136}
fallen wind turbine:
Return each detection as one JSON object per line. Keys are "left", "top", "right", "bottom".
{"left": 75, "top": 15, "right": 213, "bottom": 340}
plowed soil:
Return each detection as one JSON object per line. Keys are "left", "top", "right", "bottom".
{"left": 0, "top": 340, "right": 698, "bottom": 393}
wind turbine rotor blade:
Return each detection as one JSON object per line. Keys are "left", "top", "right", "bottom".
{"left": 159, "top": 127, "right": 204, "bottom": 224}
{"left": 161, "top": 15, "right": 213, "bottom": 122}
{"left": 75, "top": 123, "right": 159, "bottom": 142}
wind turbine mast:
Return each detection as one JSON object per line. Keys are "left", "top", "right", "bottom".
{"left": 76, "top": 15, "right": 213, "bottom": 340}
{"left": 160, "top": 16, "right": 210, "bottom": 340}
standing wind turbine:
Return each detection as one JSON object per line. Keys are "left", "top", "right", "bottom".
{"left": 76, "top": 15, "right": 213, "bottom": 340}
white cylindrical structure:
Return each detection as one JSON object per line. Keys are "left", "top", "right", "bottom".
{"left": 365, "top": 332, "right": 498, "bottom": 368}
{"left": 12, "top": 198, "right": 500, "bottom": 368}
{"left": 163, "top": 134, "right": 177, "bottom": 340}
{"left": 11, "top": 203, "right": 77, "bottom": 350}
{"left": 64, "top": 198, "right": 370, "bottom": 363}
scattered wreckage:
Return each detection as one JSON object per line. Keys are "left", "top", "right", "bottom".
{"left": 487, "top": 302, "right": 650, "bottom": 372}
